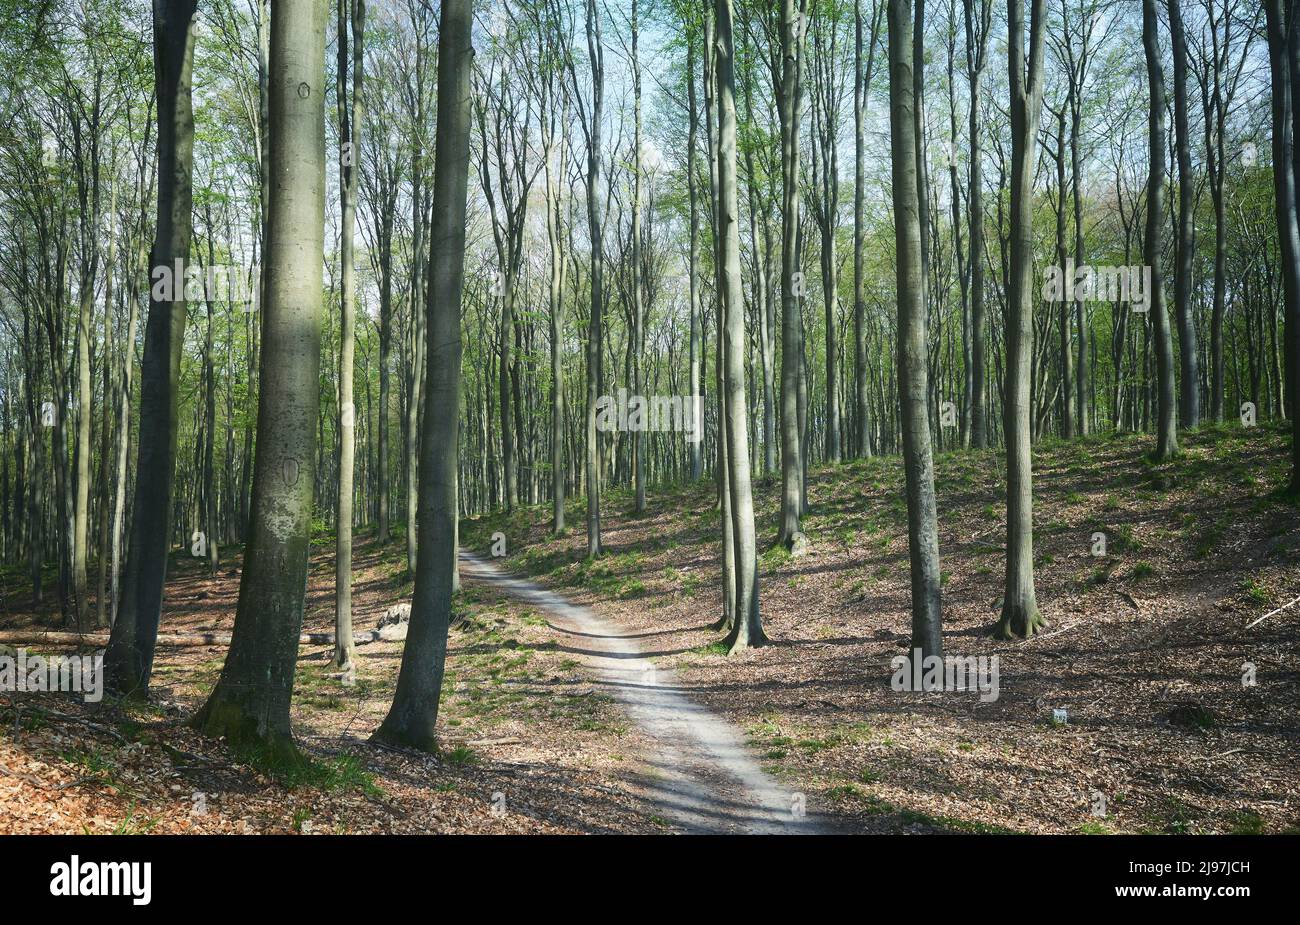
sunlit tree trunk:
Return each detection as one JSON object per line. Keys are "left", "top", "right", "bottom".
{"left": 1170, "top": 0, "right": 1200, "bottom": 430}
{"left": 1143, "top": 0, "right": 1179, "bottom": 462}
{"left": 889, "top": 0, "right": 943, "bottom": 657}
{"left": 994, "top": 0, "right": 1047, "bottom": 640}
{"left": 192, "top": 0, "right": 326, "bottom": 755}
{"left": 373, "top": 0, "right": 472, "bottom": 749}
{"left": 776, "top": 0, "right": 809, "bottom": 550}
{"left": 333, "top": 0, "right": 364, "bottom": 672}
{"left": 716, "top": 0, "right": 765, "bottom": 653}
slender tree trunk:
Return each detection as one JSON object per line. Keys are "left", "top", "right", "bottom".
{"left": 716, "top": 0, "right": 765, "bottom": 653}
{"left": 777, "top": 0, "right": 808, "bottom": 550}
{"left": 1144, "top": 0, "right": 1179, "bottom": 461}
{"left": 687, "top": 30, "right": 704, "bottom": 482}
{"left": 631, "top": 0, "right": 647, "bottom": 515}
{"left": 965, "top": 0, "right": 990, "bottom": 448}
{"left": 1170, "top": 0, "right": 1200, "bottom": 429}
{"left": 546, "top": 101, "right": 567, "bottom": 534}
{"left": 889, "top": 0, "right": 943, "bottom": 657}
{"left": 852, "top": 0, "right": 877, "bottom": 458}
{"left": 95, "top": 175, "right": 117, "bottom": 628}
{"left": 373, "top": 0, "right": 472, "bottom": 750}
{"left": 202, "top": 215, "right": 218, "bottom": 575}
{"left": 333, "top": 0, "right": 364, "bottom": 673}
{"left": 104, "top": 0, "right": 198, "bottom": 695}
{"left": 110, "top": 214, "right": 144, "bottom": 628}
{"left": 994, "top": 0, "right": 1046, "bottom": 640}
{"left": 582, "top": 0, "right": 604, "bottom": 558}
{"left": 74, "top": 225, "right": 96, "bottom": 633}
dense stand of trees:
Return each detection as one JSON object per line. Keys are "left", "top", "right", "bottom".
{"left": 2, "top": 0, "right": 1298, "bottom": 754}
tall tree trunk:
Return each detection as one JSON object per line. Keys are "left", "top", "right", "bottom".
{"left": 192, "top": 0, "right": 326, "bottom": 755}
{"left": 1265, "top": 0, "right": 1300, "bottom": 491}
{"left": 110, "top": 205, "right": 145, "bottom": 628}
{"left": 1053, "top": 106, "right": 1074, "bottom": 438}
{"left": 1144, "top": 0, "right": 1179, "bottom": 461}
{"left": 333, "top": 0, "right": 364, "bottom": 673}
{"left": 687, "top": 28, "right": 704, "bottom": 482}
{"left": 74, "top": 211, "right": 97, "bottom": 633}
{"left": 964, "top": 0, "right": 990, "bottom": 448}
{"left": 582, "top": 0, "right": 604, "bottom": 558}
{"left": 202, "top": 213, "right": 219, "bottom": 575}
{"left": 1170, "top": 0, "right": 1200, "bottom": 429}
{"left": 95, "top": 175, "right": 118, "bottom": 628}
{"left": 716, "top": 0, "right": 765, "bottom": 653}
{"left": 994, "top": 0, "right": 1047, "bottom": 640}
{"left": 104, "top": 0, "right": 198, "bottom": 695}
{"left": 776, "top": 0, "right": 808, "bottom": 550}
{"left": 852, "top": 0, "right": 877, "bottom": 458}
{"left": 631, "top": 0, "right": 647, "bottom": 515}
{"left": 889, "top": 0, "right": 943, "bottom": 657}
{"left": 546, "top": 82, "right": 567, "bottom": 534}
{"left": 373, "top": 0, "right": 472, "bottom": 750}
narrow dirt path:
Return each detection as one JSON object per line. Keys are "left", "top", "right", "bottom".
{"left": 460, "top": 552, "right": 822, "bottom": 834}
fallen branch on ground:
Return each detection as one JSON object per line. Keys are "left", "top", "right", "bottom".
{"left": 1245, "top": 593, "right": 1300, "bottom": 630}
{"left": 0, "top": 628, "right": 387, "bottom": 648}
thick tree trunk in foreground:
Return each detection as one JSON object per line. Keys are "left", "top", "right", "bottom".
{"left": 104, "top": 0, "right": 198, "bottom": 696}
{"left": 192, "top": 0, "right": 326, "bottom": 757}
{"left": 1265, "top": 0, "right": 1300, "bottom": 491}
{"left": 373, "top": 0, "right": 473, "bottom": 751}
{"left": 994, "top": 0, "right": 1046, "bottom": 640}
{"left": 889, "top": 0, "right": 942, "bottom": 658}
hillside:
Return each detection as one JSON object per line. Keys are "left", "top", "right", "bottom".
{"left": 2, "top": 424, "right": 1297, "bottom": 833}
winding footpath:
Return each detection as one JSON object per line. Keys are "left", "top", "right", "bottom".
{"left": 460, "top": 552, "right": 821, "bottom": 835}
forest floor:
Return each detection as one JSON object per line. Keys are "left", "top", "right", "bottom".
{"left": 2, "top": 422, "right": 1299, "bottom": 833}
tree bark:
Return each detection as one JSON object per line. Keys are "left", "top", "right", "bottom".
{"left": 716, "top": 0, "right": 765, "bottom": 653}
{"left": 103, "top": 0, "right": 198, "bottom": 695}
{"left": 776, "top": 0, "right": 809, "bottom": 550}
{"left": 1170, "top": 0, "right": 1200, "bottom": 429}
{"left": 964, "top": 0, "right": 991, "bottom": 448}
{"left": 1143, "top": 0, "right": 1179, "bottom": 462}
{"left": 333, "top": 0, "right": 364, "bottom": 673}
{"left": 374, "top": 0, "right": 473, "bottom": 750}
{"left": 994, "top": 0, "right": 1047, "bottom": 640}
{"left": 192, "top": 0, "right": 327, "bottom": 757}
{"left": 889, "top": 0, "right": 943, "bottom": 657}
{"left": 1265, "top": 0, "right": 1300, "bottom": 491}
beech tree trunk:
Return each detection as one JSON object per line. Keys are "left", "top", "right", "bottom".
{"left": 889, "top": 0, "right": 943, "bottom": 657}
{"left": 1144, "top": 0, "right": 1179, "bottom": 462}
{"left": 1170, "top": 0, "right": 1200, "bottom": 430}
{"left": 994, "top": 0, "right": 1047, "bottom": 640}
{"left": 103, "top": 0, "right": 198, "bottom": 695}
{"left": 333, "top": 0, "right": 364, "bottom": 673}
{"left": 716, "top": 0, "right": 765, "bottom": 653}
{"left": 373, "top": 0, "right": 473, "bottom": 751}
{"left": 192, "top": 0, "right": 327, "bottom": 757}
